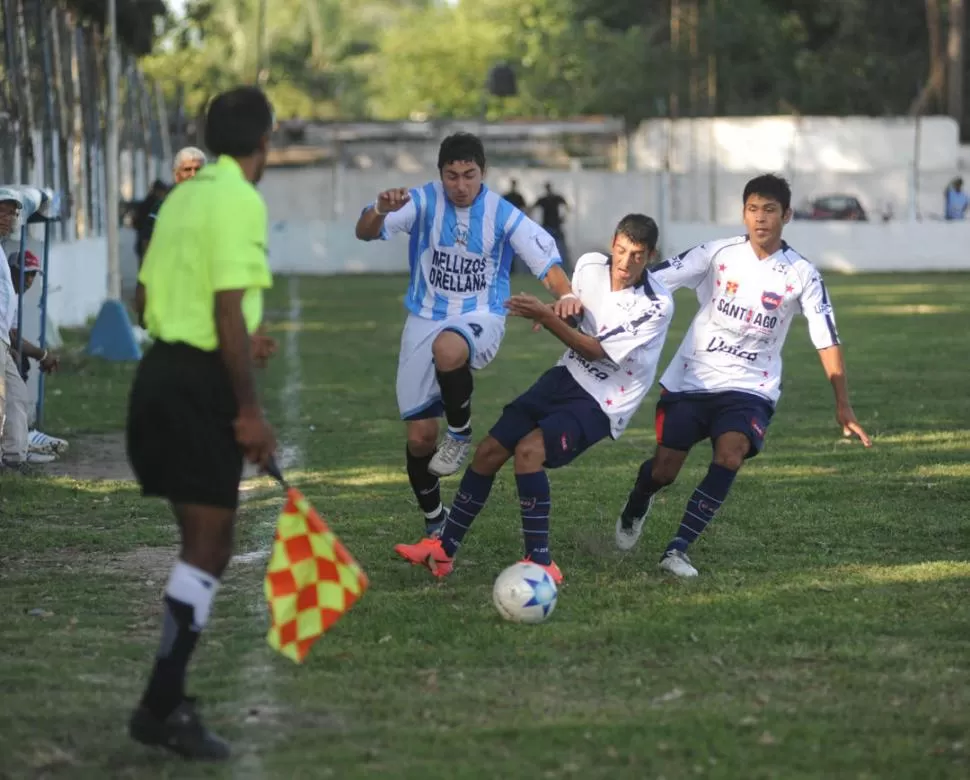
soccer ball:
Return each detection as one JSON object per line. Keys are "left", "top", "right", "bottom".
{"left": 492, "top": 562, "right": 558, "bottom": 624}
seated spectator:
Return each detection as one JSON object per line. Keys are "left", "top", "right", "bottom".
{"left": 2, "top": 249, "right": 67, "bottom": 471}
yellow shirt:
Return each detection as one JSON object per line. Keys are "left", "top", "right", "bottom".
{"left": 139, "top": 155, "right": 272, "bottom": 351}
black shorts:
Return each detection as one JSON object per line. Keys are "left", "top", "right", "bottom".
{"left": 489, "top": 366, "right": 612, "bottom": 469}
{"left": 126, "top": 340, "right": 243, "bottom": 510}
{"left": 655, "top": 389, "right": 775, "bottom": 459}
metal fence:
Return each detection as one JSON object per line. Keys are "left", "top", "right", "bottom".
{"left": 0, "top": 0, "right": 168, "bottom": 244}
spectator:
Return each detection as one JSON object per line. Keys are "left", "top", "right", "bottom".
{"left": 533, "top": 182, "right": 570, "bottom": 270}
{"left": 133, "top": 179, "right": 170, "bottom": 261}
{"left": 3, "top": 249, "right": 66, "bottom": 470}
{"left": 135, "top": 147, "right": 207, "bottom": 324}
{"left": 502, "top": 178, "right": 527, "bottom": 210}
{"left": 0, "top": 188, "right": 23, "bottom": 470}
{"left": 944, "top": 177, "right": 968, "bottom": 221}
{"left": 137, "top": 147, "right": 207, "bottom": 265}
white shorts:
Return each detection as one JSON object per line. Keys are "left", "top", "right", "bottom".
{"left": 397, "top": 312, "right": 506, "bottom": 420}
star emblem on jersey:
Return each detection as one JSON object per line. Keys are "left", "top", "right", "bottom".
{"left": 718, "top": 264, "right": 726, "bottom": 271}
{"left": 523, "top": 573, "right": 557, "bottom": 616}
{"left": 725, "top": 280, "right": 739, "bottom": 295}
{"left": 785, "top": 284, "right": 794, "bottom": 293}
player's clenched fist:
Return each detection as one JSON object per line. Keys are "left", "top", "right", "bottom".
{"left": 376, "top": 188, "right": 410, "bottom": 214}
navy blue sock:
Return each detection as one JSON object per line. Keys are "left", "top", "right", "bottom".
{"left": 623, "top": 458, "right": 666, "bottom": 521}
{"left": 667, "top": 463, "right": 737, "bottom": 553}
{"left": 516, "top": 471, "right": 552, "bottom": 565}
{"left": 439, "top": 468, "right": 494, "bottom": 557}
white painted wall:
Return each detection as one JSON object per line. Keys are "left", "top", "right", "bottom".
{"left": 268, "top": 217, "right": 970, "bottom": 276}
{"left": 665, "top": 222, "right": 970, "bottom": 273}
{"left": 261, "top": 165, "right": 970, "bottom": 265}
{"left": 631, "top": 116, "right": 960, "bottom": 173}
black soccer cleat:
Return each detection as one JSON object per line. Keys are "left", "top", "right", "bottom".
{"left": 129, "top": 698, "right": 231, "bottom": 761}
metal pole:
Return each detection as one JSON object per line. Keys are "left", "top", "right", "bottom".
{"left": 15, "top": 221, "right": 26, "bottom": 357}
{"left": 36, "top": 219, "right": 51, "bottom": 426}
{"left": 105, "top": 0, "right": 120, "bottom": 299}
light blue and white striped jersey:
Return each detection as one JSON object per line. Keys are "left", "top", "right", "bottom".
{"left": 365, "top": 182, "right": 561, "bottom": 320}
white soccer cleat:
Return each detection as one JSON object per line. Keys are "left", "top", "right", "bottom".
{"left": 28, "top": 429, "right": 68, "bottom": 455}
{"left": 427, "top": 433, "right": 471, "bottom": 477}
{"left": 659, "top": 549, "right": 699, "bottom": 578}
{"left": 25, "top": 451, "right": 57, "bottom": 464}
{"left": 615, "top": 494, "right": 656, "bottom": 551}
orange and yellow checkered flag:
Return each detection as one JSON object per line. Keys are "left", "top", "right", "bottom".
{"left": 263, "top": 487, "right": 368, "bottom": 663}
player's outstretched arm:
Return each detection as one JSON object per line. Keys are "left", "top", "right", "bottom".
{"left": 506, "top": 293, "right": 606, "bottom": 362}
{"left": 355, "top": 188, "right": 410, "bottom": 240}
{"left": 540, "top": 264, "right": 582, "bottom": 319}
{"left": 817, "top": 345, "right": 872, "bottom": 447}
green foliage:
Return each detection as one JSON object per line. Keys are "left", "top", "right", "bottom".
{"left": 67, "top": 0, "right": 168, "bottom": 55}
{"left": 135, "top": 0, "right": 952, "bottom": 124}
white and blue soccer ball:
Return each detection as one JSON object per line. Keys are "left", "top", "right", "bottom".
{"left": 492, "top": 562, "right": 558, "bottom": 624}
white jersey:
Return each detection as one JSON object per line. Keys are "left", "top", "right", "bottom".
{"left": 367, "top": 182, "right": 560, "bottom": 320}
{"left": 0, "top": 244, "right": 13, "bottom": 345}
{"left": 558, "top": 252, "right": 674, "bottom": 438}
{"left": 652, "top": 235, "right": 840, "bottom": 404}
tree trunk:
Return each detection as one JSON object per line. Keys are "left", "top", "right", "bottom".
{"left": 910, "top": 0, "right": 946, "bottom": 115}
{"left": 50, "top": 6, "right": 73, "bottom": 239}
{"left": 948, "top": 0, "right": 965, "bottom": 126}
{"left": 14, "top": 0, "right": 35, "bottom": 183}
{"left": 68, "top": 14, "right": 88, "bottom": 238}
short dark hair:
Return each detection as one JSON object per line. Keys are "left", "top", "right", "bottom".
{"left": 743, "top": 174, "right": 792, "bottom": 211}
{"left": 438, "top": 132, "right": 486, "bottom": 171}
{"left": 204, "top": 86, "right": 274, "bottom": 158}
{"left": 614, "top": 213, "right": 659, "bottom": 251}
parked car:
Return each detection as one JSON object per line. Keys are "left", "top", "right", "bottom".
{"left": 794, "top": 194, "right": 868, "bottom": 221}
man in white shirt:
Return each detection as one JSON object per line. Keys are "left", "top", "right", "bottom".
{"left": 5, "top": 249, "right": 66, "bottom": 466}
{"left": 394, "top": 214, "right": 674, "bottom": 583}
{"left": 615, "top": 174, "right": 871, "bottom": 577}
{"left": 0, "top": 188, "right": 25, "bottom": 471}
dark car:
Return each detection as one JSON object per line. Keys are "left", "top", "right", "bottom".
{"left": 794, "top": 194, "right": 868, "bottom": 221}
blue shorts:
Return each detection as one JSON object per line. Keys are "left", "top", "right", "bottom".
{"left": 490, "top": 366, "right": 612, "bottom": 469}
{"left": 655, "top": 389, "right": 775, "bottom": 459}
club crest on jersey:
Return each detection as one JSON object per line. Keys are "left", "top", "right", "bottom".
{"left": 761, "top": 291, "right": 783, "bottom": 311}
{"left": 453, "top": 224, "right": 470, "bottom": 246}
{"left": 725, "top": 280, "right": 739, "bottom": 295}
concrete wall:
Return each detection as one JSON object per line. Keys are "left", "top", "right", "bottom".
{"left": 268, "top": 216, "right": 970, "bottom": 277}
{"left": 7, "top": 234, "right": 109, "bottom": 333}
{"left": 261, "top": 165, "right": 970, "bottom": 266}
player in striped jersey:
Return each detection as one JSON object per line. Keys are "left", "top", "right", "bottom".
{"left": 355, "top": 133, "right": 579, "bottom": 537}
{"left": 615, "top": 174, "right": 872, "bottom": 577}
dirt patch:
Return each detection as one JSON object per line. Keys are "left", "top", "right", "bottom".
{"left": 43, "top": 432, "right": 134, "bottom": 482}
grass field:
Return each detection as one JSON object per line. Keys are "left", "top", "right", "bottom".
{"left": 1, "top": 271, "right": 969, "bottom": 780}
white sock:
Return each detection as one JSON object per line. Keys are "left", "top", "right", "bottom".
{"left": 165, "top": 561, "right": 220, "bottom": 631}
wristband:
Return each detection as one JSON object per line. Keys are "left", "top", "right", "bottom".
{"left": 560, "top": 293, "right": 578, "bottom": 301}
{"left": 373, "top": 202, "right": 386, "bottom": 217}
{"left": 40, "top": 350, "right": 48, "bottom": 361}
